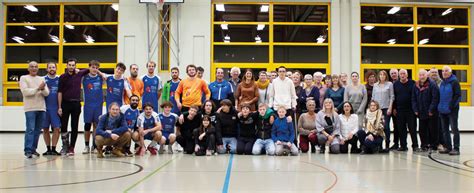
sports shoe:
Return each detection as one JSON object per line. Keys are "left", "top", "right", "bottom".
{"left": 33, "top": 151, "right": 40, "bottom": 157}
{"left": 60, "top": 147, "right": 68, "bottom": 156}
{"left": 67, "top": 147, "right": 75, "bottom": 156}
{"left": 168, "top": 145, "right": 173, "bottom": 154}
{"left": 104, "top": 146, "right": 113, "bottom": 155}
{"left": 174, "top": 143, "right": 183, "bottom": 152}
{"left": 82, "top": 147, "right": 91, "bottom": 154}
{"left": 124, "top": 149, "right": 134, "bottom": 157}
{"left": 439, "top": 149, "right": 450, "bottom": 154}
{"left": 50, "top": 150, "right": 61, "bottom": 156}
{"left": 158, "top": 145, "right": 165, "bottom": 154}
{"left": 389, "top": 145, "right": 399, "bottom": 150}
{"left": 25, "top": 153, "right": 33, "bottom": 159}
{"left": 397, "top": 147, "right": 408, "bottom": 152}
{"left": 91, "top": 148, "right": 98, "bottom": 154}
{"left": 42, "top": 150, "right": 52, "bottom": 156}
{"left": 449, "top": 149, "right": 460, "bottom": 156}
{"left": 136, "top": 147, "right": 146, "bottom": 156}
{"left": 206, "top": 150, "right": 212, "bottom": 156}
{"left": 437, "top": 144, "right": 445, "bottom": 152}
{"left": 112, "top": 148, "right": 125, "bottom": 157}
{"left": 148, "top": 145, "right": 158, "bottom": 155}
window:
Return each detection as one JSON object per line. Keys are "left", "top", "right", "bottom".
{"left": 361, "top": 5, "right": 471, "bottom": 106}
{"left": 212, "top": 3, "right": 331, "bottom": 81}
{"left": 3, "top": 3, "right": 119, "bottom": 106}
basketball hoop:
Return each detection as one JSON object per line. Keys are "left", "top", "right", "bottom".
{"left": 155, "top": 0, "right": 164, "bottom": 11}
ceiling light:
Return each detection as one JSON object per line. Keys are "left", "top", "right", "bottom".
{"left": 257, "top": 24, "right": 265, "bottom": 31}
{"left": 85, "top": 35, "right": 95, "bottom": 44}
{"left": 224, "top": 34, "right": 230, "bottom": 41}
{"left": 220, "top": 24, "right": 228, "bottom": 30}
{"left": 419, "top": 38, "right": 429, "bottom": 45}
{"left": 24, "top": 26, "right": 37, "bottom": 30}
{"left": 216, "top": 4, "right": 225, "bottom": 12}
{"left": 111, "top": 4, "right": 119, "bottom": 11}
{"left": 442, "top": 8, "right": 453, "bottom": 16}
{"left": 316, "top": 35, "right": 325, "bottom": 43}
{"left": 65, "top": 24, "right": 75, "bottom": 30}
{"left": 50, "top": 35, "right": 59, "bottom": 43}
{"left": 387, "top": 7, "right": 401, "bottom": 15}
{"left": 387, "top": 39, "right": 396, "bottom": 44}
{"left": 24, "top": 5, "right": 38, "bottom": 12}
{"left": 407, "top": 27, "right": 421, "bottom": 32}
{"left": 12, "top": 36, "right": 25, "bottom": 44}
{"left": 363, "top": 25, "right": 375, "bottom": 30}
{"left": 260, "top": 5, "right": 269, "bottom": 12}
{"left": 443, "top": 27, "right": 455, "bottom": 32}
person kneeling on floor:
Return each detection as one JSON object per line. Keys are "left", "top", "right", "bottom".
{"left": 357, "top": 100, "right": 386, "bottom": 154}
{"left": 133, "top": 103, "right": 163, "bottom": 156}
{"left": 272, "top": 106, "right": 298, "bottom": 156}
{"left": 95, "top": 102, "right": 131, "bottom": 158}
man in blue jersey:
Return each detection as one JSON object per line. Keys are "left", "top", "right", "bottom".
{"left": 158, "top": 101, "right": 178, "bottom": 154}
{"left": 105, "top": 62, "right": 132, "bottom": 110}
{"left": 142, "top": 61, "right": 162, "bottom": 111}
{"left": 120, "top": 95, "right": 141, "bottom": 156}
{"left": 209, "top": 68, "right": 233, "bottom": 109}
{"left": 82, "top": 60, "right": 104, "bottom": 154}
{"left": 132, "top": 103, "right": 162, "bottom": 156}
{"left": 162, "top": 67, "right": 181, "bottom": 115}
{"left": 42, "top": 62, "right": 61, "bottom": 156}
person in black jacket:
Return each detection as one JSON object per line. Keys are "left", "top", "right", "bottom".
{"left": 237, "top": 104, "right": 258, "bottom": 155}
{"left": 412, "top": 69, "right": 439, "bottom": 152}
{"left": 216, "top": 99, "right": 239, "bottom": 154}
{"left": 252, "top": 103, "right": 276, "bottom": 155}
{"left": 393, "top": 69, "right": 418, "bottom": 152}
{"left": 194, "top": 115, "right": 217, "bottom": 156}
{"left": 176, "top": 106, "right": 201, "bottom": 154}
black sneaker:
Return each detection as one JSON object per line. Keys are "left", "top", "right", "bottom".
{"left": 397, "top": 147, "right": 408, "bottom": 151}
{"left": 389, "top": 145, "right": 399, "bottom": 150}
{"left": 439, "top": 149, "right": 450, "bottom": 154}
{"left": 42, "top": 150, "right": 52, "bottom": 156}
{"left": 413, "top": 147, "right": 422, "bottom": 152}
{"left": 449, "top": 149, "right": 460, "bottom": 156}
{"left": 33, "top": 151, "right": 40, "bottom": 157}
{"left": 50, "top": 150, "right": 61, "bottom": 156}
{"left": 379, "top": 148, "right": 389, "bottom": 153}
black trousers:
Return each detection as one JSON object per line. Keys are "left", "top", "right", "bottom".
{"left": 418, "top": 114, "right": 439, "bottom": 149}
{"left": 60, "top": 101, "right": 81, "bottom": 148}
{"left": 397, "top": 111, "right": 418, "bottom": 149}
{"left": 340, "top": 136, "right": 359, "bottom": 153}
{"left": 195, "top": 133, "right": 217, "bottom": 156}
{"left": 391, "top": 114, "right": 399, "bottom": 146}
{"left": 237, "top": 137, "right": 256, "bottom": 155}
{"left": 176, "top": 135, "right": 194, "bottom": 154}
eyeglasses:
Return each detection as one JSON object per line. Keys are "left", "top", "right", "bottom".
{"left": 278, "top": 71, "right": 286, "bottom": 73}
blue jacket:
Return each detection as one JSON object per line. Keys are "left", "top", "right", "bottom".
{"left": 96, "top": 113, "right": 129, "bottom": 138}
{"left": 297, "top": 86, "right": 320, "bottom": 113}
{"left": 271, "top": 117, "right": 294, "bottom": 143}
{"left": 438, "top": 74, "right": 461, "bottom": 114}
{"left": 209, "top": 80, "right": 234, "bottom": 101}
{"left": 412, "top": 79, "right": 439, "bottom": 119}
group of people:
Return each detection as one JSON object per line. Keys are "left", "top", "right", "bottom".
{"left": 19, "top": 59, "right": 462, "bottom": 158}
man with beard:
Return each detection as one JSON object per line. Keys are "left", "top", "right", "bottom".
{"left": 120, "top": 95, "right": 141, "bottom": 156}
{"left": 82, "top": 60, "right": 104, "bottom": 154}
{"left": 124, "top": 64, "right": 144, "bottom": 109}
{"left": 162, "top": 67, "right": 181, "bottom": 114}
{"left": 175, "top": 64, "right": 210, "bottom": 113}
{"left": 58, "top": 58, "right": 90, "bottom": 156}
{"left": 41, "top": 62, "right": 61, "bottom": 156}
{"left": 142, "top": 61, "right": 162, "bottom": 111}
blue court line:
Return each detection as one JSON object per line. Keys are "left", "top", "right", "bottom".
{"left": 222, "top": 154, "right": 234, "bottom": 193}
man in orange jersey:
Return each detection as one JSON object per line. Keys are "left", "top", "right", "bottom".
{"left": 175, "top": 64, "right": 210, "bottom": 113}
{"left": 124, "top": 64, "right": 144, "bottom": 109}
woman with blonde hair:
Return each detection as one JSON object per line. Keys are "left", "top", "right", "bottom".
{"left": 357, "top": 100, "right": 385, "bottom": 154}
{"left": 316, "top": 98, "right": 341, "bottom": 154}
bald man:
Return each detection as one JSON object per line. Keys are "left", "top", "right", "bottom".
{"left": 388, "top": 68, "right": 400, "bottom": 150}
{"left": 412, "top": 69, "right": 439, "bottom": 152}
{"left": 393, "top": 69, "right": 418, "bottom": 152}
{"left": 438, "top": 66, "right": 461, "bottom": 155}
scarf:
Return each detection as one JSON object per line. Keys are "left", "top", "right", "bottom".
{"left": 366, "top": 109, "right": 378, "bottom": 124}
{"left": 416, "top": 80, "right": 429, "bottom": 91}
{"left": 255, "top": 80, "right": 270, "bottom": 90}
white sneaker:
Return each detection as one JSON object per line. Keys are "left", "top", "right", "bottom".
{"left": 174, "top": 143, "right": 183, "bottom": 152}
{"left": 168, "top": 145, "right": 173, "bottom": 154}
{"left": 91, "top": 148, "right": 98, "bottom": 154}
{"left": 82, "top": 147, "right": 90, "bottom": 154}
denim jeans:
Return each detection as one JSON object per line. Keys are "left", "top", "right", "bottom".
{"left": 218, "top": 137, "right": 237, "bottom": 154}
{"left": 24, "top": 111, "right": 45, "bottom": 154}
{"left": 252, "top": 139, "right": 275, "bottom": 155}
{"left": 440, "top": 108, "right": 460, "bottom": 151}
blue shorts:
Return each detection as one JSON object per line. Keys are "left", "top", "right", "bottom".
{"left": 144, "top": 132, "right": 155, "bottom": 140}
{"left": 162, "top": 132, "right": 172, "bottom": 139}
{"left": 42, "top": 109, "right": 61, "bottom": 129}
{"left": 83, "top": 105, "right": 103, "bottom": 124}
